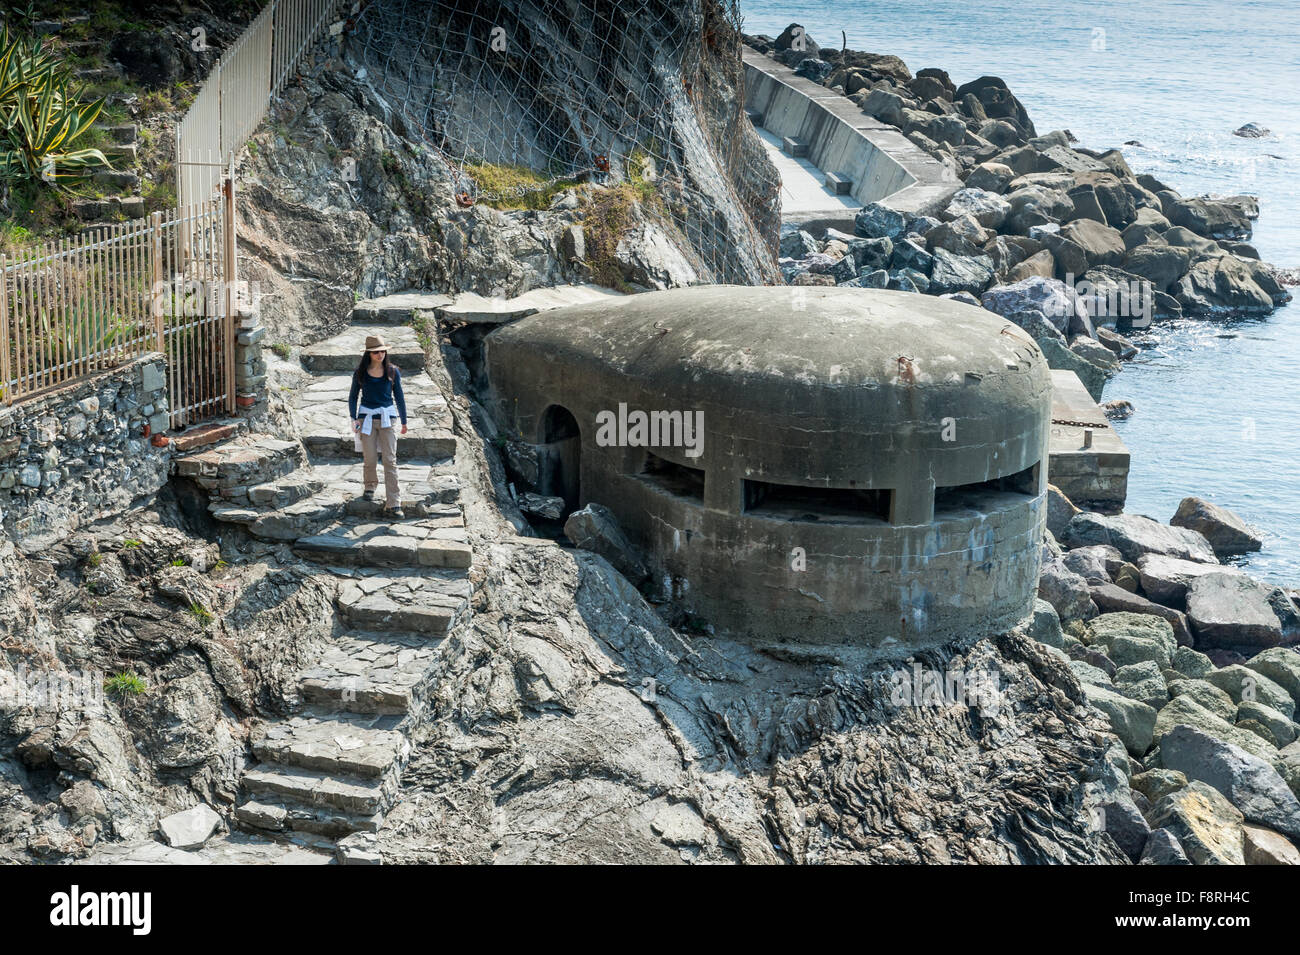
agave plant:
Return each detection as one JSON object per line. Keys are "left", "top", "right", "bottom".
{"left": 0, "top": 24, "right": 66, "bottom": 114}
{"left": 0, "top": 26, "right": 109, "bottom": 192}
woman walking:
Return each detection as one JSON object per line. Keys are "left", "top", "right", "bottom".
{"left": 348, "top": 335, "right": 408, "bottom": 519}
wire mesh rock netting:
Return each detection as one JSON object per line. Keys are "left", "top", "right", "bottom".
{"left": 349, "top": 0, "right": 781, "bottom": 284}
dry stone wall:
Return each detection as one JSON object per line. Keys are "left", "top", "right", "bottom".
{"left": 0, "top": 355, "right": 171, "bottom": 552}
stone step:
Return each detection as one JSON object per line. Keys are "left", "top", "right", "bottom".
{"left": 252, "top": 714, "right": 410, "bottom": 779}
{"left": 299, "top": 631, "right": 442, "bottom": 716}
{"left": 352, "top": 292, "right": 453, "bottom": 324}
{"left": 234, "top": 797, "right": 383, "bottom": 838}
{"left": 302, "top": 426, "right": 457, "bottom": 461}
{"left": 211, "top": 487, "right": 461, "bottom": 542}
{"left": 175, "top": 434, "right": 306, "bottom": 505}
{"left": 241, "top": 765, "right": 392, "bottom": 816}
{"left": 248, "top": 472, "right": 327, "bottom": 508}
{"left": 294, "top": 517, "right": 471, "bottom": 569}
{"left": 301, "top": 325, "right": 426, "bottom": 374}
{"left": 336, "top": 569, "right": 471, "bottom": 634}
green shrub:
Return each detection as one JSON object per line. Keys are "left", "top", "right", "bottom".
{"left": 104, "top": 671, "right": 147, "bottom": 698}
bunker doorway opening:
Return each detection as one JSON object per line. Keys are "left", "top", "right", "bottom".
{"left": 540, "top": 404, "right": 582, "bottom": 515}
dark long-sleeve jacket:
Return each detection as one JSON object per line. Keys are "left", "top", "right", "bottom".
{"left": 348, "top": 367, "right": 407, "bottom": 425}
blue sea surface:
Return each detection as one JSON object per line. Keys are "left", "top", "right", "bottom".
{"left": 742, "top": 0, "right": 1300, "bottom": 583}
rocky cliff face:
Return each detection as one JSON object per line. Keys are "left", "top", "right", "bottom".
{"left": 237, "top": 0, "right": 779, "bottom": 346}
{"left": 0, "top": 506, "right": 337, "bottom": 861}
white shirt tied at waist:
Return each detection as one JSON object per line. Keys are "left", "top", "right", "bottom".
{"left": 353, "top": 404, "right": 400, "bottom": 452}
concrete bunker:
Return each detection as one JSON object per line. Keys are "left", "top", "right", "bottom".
{"left": 484, "top": 286, "right": 1053, "bottom": 656}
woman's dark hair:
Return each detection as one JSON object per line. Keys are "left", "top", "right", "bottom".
{"left": 354, "top": 349, "right": 398, "bottom": 382}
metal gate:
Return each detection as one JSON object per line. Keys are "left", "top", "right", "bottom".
{"left": 158, "top": 169, "right": 239, "bottom": 429}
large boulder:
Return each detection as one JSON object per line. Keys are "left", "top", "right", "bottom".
{"left": 1100, "top": 795, "right": 1152, "bottom": 862}
{"left": 1005, "top": 249, "right": 1056, "bottom": 282}
{"left": 927, "top": 248, "right": 994, "bottom": 295}
{"left": 1186, "top": 572, "right": 1284, "bottom": 649}
{"left": 1073, "top": 172, "right": 1138, "bottom": 228}
{"left": 965, "top": 161, "right": 1015, "bottom": 194}
{"left": 953, "top": 76, "right": 1036, "bottom": 136}
{"left": 1167, "top": 678, "right": 1237, "bottom": 722}
{"left": 1060, "top": 219, "right": 1126, "bottom": 269}
{"left": 1237, "top": 700, "right": 1297, "bottom": 748}
{"left": 846, "top": 236, "right": 894, "bottom": 272}
{"left": 1082, "top": 684, "right": 1157, "bottom": 756}
{"left": 1166, "top": 197, "right": 1252, "bottom": 240}
{"left": 159, "top": 803, "right": 222, "bottom": 850}
{"left": 1241, "top": 825, "right": 1300, "bottom": 865}
{"left": 1175, "top": 254, "right": 1274, "bottom": 317}
{"left": 1045, "top": 484, "right": 1081, "bottom": 540}
{"left": 1122, "top": 243, "right": 1191, "bottom": 292}
{"left": 1204, "top": 664, "right": 1295, "bottom": 718}
{"left": 1004, "top": 185, "right": 1074, "bottom": 235}
{"left": 1170, "top": 497, "right": 1262, "bottom": 558}
{"left": 926, "top": 214, "right": 993, "bottom": 257}
{"left": 1114, "top": 660, "right": 1169, "bottom": 711}
{"left": 1062, "top": 512, "right": 1217, "bottom": 565}
{"left": 942, "top": 188, "right": 1011, "bottom": 229}
{"left": 1138, "top": 828, "right": 1192, "bottom": 864}
{"left": 854, "top": 202, "right": 908, "bottom": 240}
{"left": 1148, "top": 781, "right": 1245, "bottom": 865}
{"left": 1038, "top": 558, "right": 1097, "bottom": 622}
{"left": 564, "top": 504, "right": 649, "bottom": 585}
{"left": 1159, "top": 725, "right": 1300, "bottom": 840}
{"left": 1088, "top": 612, "right": 1177, "bottom": 667}
{"left": 1021, "top": 597, "right": 1065, "bottom": 648}
{"left": 890, "top": 237, "right": 933, "bottom": 275}
{"left": 1245, "top": 648, "right": 1300, "bottom": 709}
{"left": 1033, "top": 334, "right": 1109, "bottom": 401}
{"left": 1137, "top": 553, "right": 1244, "bottom": 606}
{"left": 1089, "top": 584, "right": 1193, "bottom": 646}
{"left": 979, "top": 276, "right": 1076, "bottom": 333}
{"left": 1062, "top": 544, "right": 1122, "bottom": 586}
{"left": 1153, "top": 695, "right": 1281, "bottom": 767}
{"left": 1171, "top": 646, "right": 1216, "bottom": 680}
{"left": 859, "top": 87, "right": 907, "bottom": 126}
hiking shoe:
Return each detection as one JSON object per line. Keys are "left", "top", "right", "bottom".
{"left": 387, "top": 507, "right": 406, "bottom": 520}
{"left": 361, "top": 489, "right": 375, "bottom": 502}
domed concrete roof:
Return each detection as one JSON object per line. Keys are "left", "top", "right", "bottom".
{"left": 491, "top": 285, "right": 1047, "bottom": 416}
{"left": 486, "top": 285, "right": 1052, "bottom": 494}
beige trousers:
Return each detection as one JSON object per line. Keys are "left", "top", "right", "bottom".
{"left": 359, "top": 423, "right": 400, "bottom": 508}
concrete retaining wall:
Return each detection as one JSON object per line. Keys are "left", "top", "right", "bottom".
{"left": 742, "top": 49, "right": 959, "bottom": 229}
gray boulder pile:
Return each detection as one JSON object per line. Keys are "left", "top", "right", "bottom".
{"left": 751, "top": 26, "right": 1293, "bottom": 337}
{"left": 1026, "top": 484, "right": 1300, "bottom": 864}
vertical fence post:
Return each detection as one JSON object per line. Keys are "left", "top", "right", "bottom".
{"left": 150, "top": 211, "right": 164, "bottom": 353}
{"left": 222, "top": 160, "right": 238, "bottom": 413}
{"left": 0, "top": 254, "right": 11, "bottom": 405}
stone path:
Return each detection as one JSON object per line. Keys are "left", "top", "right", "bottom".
{"left": 168, "top": 299, "right": 476, "bottom": 859}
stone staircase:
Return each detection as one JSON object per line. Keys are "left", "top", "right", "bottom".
{"left": 171, "top": 304, "right": 473, "bottom": 853}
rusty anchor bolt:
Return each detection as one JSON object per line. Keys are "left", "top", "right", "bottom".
{"left": 455, "top": 191, "right": 475, "bottom": 208}
{"left": 593, "top": 154, "right": 610, "bottom": 173}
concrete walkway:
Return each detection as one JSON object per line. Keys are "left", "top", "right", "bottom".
{"left": 742, "top": 47, "right": 960, "bottom": 231}
{"left": 753, "top": 127, "right": 859, "bottom": 224}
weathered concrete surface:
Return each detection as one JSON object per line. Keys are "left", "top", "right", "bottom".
{"left": 486, "top": 286, "right": 1051, "bottom": 654}
{"left": 743, "top": 48, "right": 959, "bottom": 230}
{"left": 1047, "top": 369, "right": 1129, "bottom": 512}
{"left": 437, "top": 284, "right": 631, "bottom": 325}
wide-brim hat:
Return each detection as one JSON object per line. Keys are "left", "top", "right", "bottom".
{"left": 364, "top": 335, "right": 390, "bottom": 352}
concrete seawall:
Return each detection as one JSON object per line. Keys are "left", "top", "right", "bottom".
{"left": 742, "top": 48, "right": 959, "bottom": 232}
